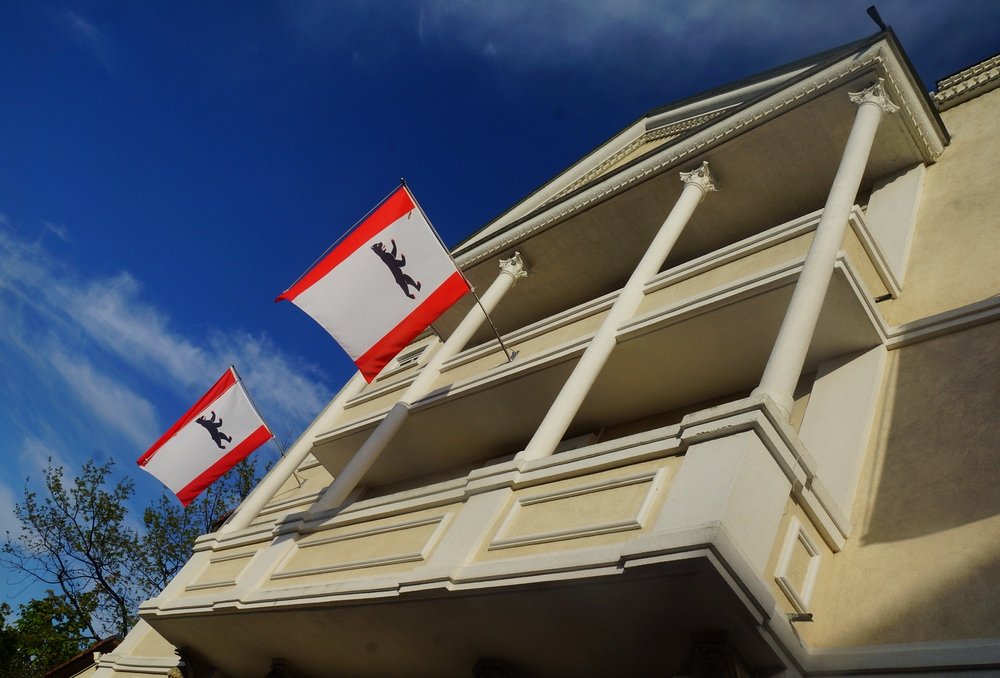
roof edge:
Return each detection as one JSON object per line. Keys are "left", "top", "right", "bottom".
{"left": 454, "top": 35, "right": 948, "bottom": 268}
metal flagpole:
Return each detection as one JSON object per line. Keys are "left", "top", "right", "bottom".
{"left": 400, "top": 178, "right": 517, "bottom": 363}
{"left": 230, "top": 364, "right": 304, "bottom": 487}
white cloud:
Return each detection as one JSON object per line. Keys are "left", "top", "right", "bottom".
{"left": 17, "top": 435, "right": 74, "bottom": 485}
{"left": 54, "top": 8, "right": 118, "bottom": 74}
{"left": 205, "top": 330, "right": 329, "bottom": 438}
{"left": 289, "top": 0, "right": 991, "bottom": 90}
{"left": 61, "top": 272, "right": 213, "bottom": 389}
{"left": 49, "top": 351, "right": 161, "bottom": 451}
{"left": 0, "top": 482, "right": 22, "bottom": 537}
{"left": 0, "top": 220, "right": 331, "bottom": 463}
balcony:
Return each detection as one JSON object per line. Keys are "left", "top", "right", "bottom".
{"left": 142, "top": 392, "right": 833, "bottom": 676}
{"left": 308, "top": 206, "right": 890, "bottom": 490}
{"left": 137, "top": 205, "right": 895, "bottom": 676}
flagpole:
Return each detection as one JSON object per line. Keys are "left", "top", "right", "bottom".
{"left": 229, "top": 364, "right": 304, "bottom": 487}
{"left": 400, "top": 179, "right": 517, "bottom": 363}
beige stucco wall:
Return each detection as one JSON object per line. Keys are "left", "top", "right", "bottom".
{"left": 127, "top": 621, "right": 177, "bottom": 657}
{"left": 882, "top": 87, "right": 1000, "bottom": 325}
{"left": 250, "top": 458, "right": 332, "bottom": 527}
{"left": 264, "top": 502, "right": 461, "bottom": 587}
{"left": 790, "top": 318, "right": 1000, "bottom": 647}
{"left": 792, "top": 90, "right": 1000, "bottom": 650}
{"left": 474, "top": 456, "right": 680, "bottom": 562}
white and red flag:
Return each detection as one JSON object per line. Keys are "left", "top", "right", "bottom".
{"left": 277, "top": 185, "right": 469, "bottom": 381}
{"left": 137, "top": 367, "right": 272, "bottom": 506}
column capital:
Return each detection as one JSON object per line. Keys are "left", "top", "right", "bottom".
{"left": 848, "top": 78, "right": 900, "bottom": 114}
{"left": 679, "top": 161, "right": 718, "bottom": 195}
{"left": 498, "top": 251, "right": 528, "bottom": 283}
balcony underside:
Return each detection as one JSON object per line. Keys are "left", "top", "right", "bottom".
{"left": 313, "top": 262, "right": 881, "bottom": 488}
{"left": 149, "top": 556, "right": 785, "bottom": 677}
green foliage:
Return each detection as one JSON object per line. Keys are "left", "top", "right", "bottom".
{"left": 1, "top": 455, "right": 267, "bottom": 674}
{"left": 137, "top": 458, "right": 266, "bottom": 593}
{"left": 2, "top": 460, "right": 140, "bottom": 640}
{"left": 0, "top": 603, "right": 31, "bottom": 678}
{"left": 0, "top": 592, "right": 95, "bottom": 677}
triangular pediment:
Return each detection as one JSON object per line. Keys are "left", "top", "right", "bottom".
{"left": 454, "top": 32, "right": 940, "bottom": 262}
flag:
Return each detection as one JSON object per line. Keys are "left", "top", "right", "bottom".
{"left": 277, "top": 185, "right": 470, "bottom": 381}
{"left": 137, "top": 367, "right": 271, "bottom": 506}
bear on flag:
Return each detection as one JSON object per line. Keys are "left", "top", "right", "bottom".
{"left": 137, "top": 367, "right": 272, "bottom": 506}
{"left": 277, "top": 185, "right": 470, "bottom": 381}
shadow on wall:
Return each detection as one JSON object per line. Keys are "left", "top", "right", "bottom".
{"left": 860, "top": 319, "right": 1000, "bottom": 545}
{"left": 821, "top": 533, "right": 1000, "bottom": 647}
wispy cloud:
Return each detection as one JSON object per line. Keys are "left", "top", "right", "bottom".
{"left": 53, "top": 8, "right": 118, "bottom": 74}
{"left": 62, "top": 272, "right": 212, "bottom": 390}
{"left": 50, "top": 350, "right": 160, "bottom": 451}
{"left": 0, "top": 219, "right": 331, "bottom": 469}
{"left": 17, "top": 436, "right": 73, "bottom": 485}
{"left": 0, "top": 482, "right": 22, "bottom": 537}
{"left": 289, "top": 0, "right": 994, "bottom": 91}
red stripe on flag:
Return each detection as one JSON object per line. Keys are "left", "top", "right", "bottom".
{"left": 137, "top": 369, "right": 237, "bottom": 467}
{"left": 174, "top": 425, "right": 272, "bottom": 507}
{"left": 355, "top": 271, "right": 470, "bottom": 381}
{"left": 277, "top": 187, "right": 415, "bottom": 303}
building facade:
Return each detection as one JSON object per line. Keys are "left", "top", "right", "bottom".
{"left": 95, "top": 32, "right": 1000, "bottom": 677}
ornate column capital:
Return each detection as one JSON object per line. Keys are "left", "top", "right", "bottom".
{"left": 498, "top": 251, "right": 528, "bottom": 283}
{"left": 848, "top": 78, "right": 900, "bottom": 114}
{"left": 679, "top": 161, "right": 718, "bottom": 195}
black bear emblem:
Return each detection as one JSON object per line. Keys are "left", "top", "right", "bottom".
{"left": 371, "top": 239, "right": 422, "bottom": 299}
{"left": 195, "top": 411, "right": 233, "bottom": 450}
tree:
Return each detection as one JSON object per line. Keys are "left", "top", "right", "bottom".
{"left": 135, "top": 458, "right": 265, "bottom": 594}
{"left": 2, "top": 455, "right": 268, "bottom": 657}
{"left": 0, "top": 602, "right": 30, "bottom": 678}
{"left": 0, "top": 592, "right": 95, "bottom": 677}
{"left": 2, "top": 460, "right": 141, "bottom": 640}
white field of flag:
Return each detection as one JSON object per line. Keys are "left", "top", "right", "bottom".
{"left": 137, "top": 368, "right": 271, "bottom": 506}
{"left": 277, "top": 185, "right": 469, "bottom": 381}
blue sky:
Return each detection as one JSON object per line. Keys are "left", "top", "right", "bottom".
{"left": 0, "top": 1, "right": 997, "bottom": 603}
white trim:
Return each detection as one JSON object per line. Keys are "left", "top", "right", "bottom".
{"left": 271, "top": 514, "right": 452, "bottom": 580}
{"left": 489, "top": 470, "right": 665, "bottom": 549}
{"left": 773, "top": 516, "right": 821, "bottom": 613}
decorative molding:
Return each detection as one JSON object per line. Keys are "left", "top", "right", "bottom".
{"left": 489, "top": 470, "right": 664, "bottom": 550}
{"left": 96, "top": 653, "right": 182, "bottom": 674}
{"left": 184, "top": 578, "right": 239, "bottom": 593}
{"left": 498, "top": 251, "right": 528, "bottom": 283}
{"left": 374, "top": 344, "right": 429, "bottom": 381}
{"left": 183, "top": 550, "right": 257, "bottom": 593}
{"left": 456, "top": 45, "right": 945, "bottom": 270}
{"left": 933, "top": 53, "right": 1000, "bottom": 110}
{"left": 774, "top": 516, "right": 821, "bottom": 613}
{"left": 679, "top": 160, "right": 719, "bottom": 195}
{"left": 457, "top": 54, "right": 884, "bottom": 268}
{"left": 542, "top": 109, "right": 729, "bottom": 205}
{"left": 271, "top": 514, "right": 451, "bottom": 580}
{"left": 848, "top": 77, "right": 900, "bottom": 114}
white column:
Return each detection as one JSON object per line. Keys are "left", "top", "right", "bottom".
{"left": 517, "top": 162, "right": 717, "bottom": 464}
{"left": 311, "top": 253, "right": 528, "bottom": 513}
{"left": 220, "top": 371, "right": 369, "bottom": 533}
{"left": 753, "top": 79, "right": 899, "bottom": 417}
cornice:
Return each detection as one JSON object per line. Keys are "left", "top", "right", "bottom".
{"left": 455, "top": 42, "right": 945, "bottom": 268}
{"left": 932, "top": 53, "right": 1000, "bottom": 111}
{"left": 541, "top": 109, "right": 729, "bottom": 207}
